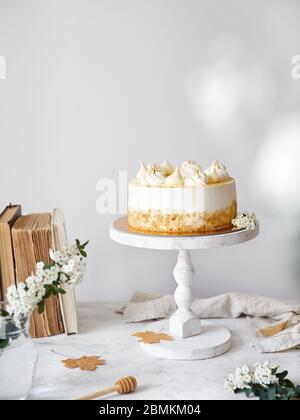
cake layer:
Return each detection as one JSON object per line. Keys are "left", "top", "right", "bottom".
{"left": 128, "top": 178, "right": 237, "bottom": 214}
{"left": 128, "top": 201, "right": 237, "bottom": 234}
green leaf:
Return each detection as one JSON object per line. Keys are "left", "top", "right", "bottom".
{"left": 287, "top": 389, "right": 296, "bottom": 399}
{"left": 282, "top": 379, "right": 294, "bottom": 388}
{"left": 267, "top": 386, "right": 277, "bottom": 400}
{"left": 0, "top": 309, "right": 9, "bottom": 317}
{"left": 52, "top": 286, "right": 61, "bottom": 295}
{"left": 43, "top": 289, "right": 51, "bottom": 299}
{"left": 259, "top": 390, "right": 269, "bottom": 400}
{"left": 252, "top": 385, "right": 262, "bottom": 397}
{"left": 276, "top": 385, "right": 283, "bottom": 394}
{"left": 37, "top": 301, "right": 45, "bottom": 314}
{"left": 294, "top": 385, "right": 300, "bottom": 396}
{"left": 79, "top": 249, "right": 87, "bottom": 257}
{"left": 245, "top": 388, "right": 252, "bottom": 398}
{"left": 276, "top": 370, "right": 288, "bottom": 383}
{"left": 0, "top": 338, "right": 9, "bottom": 349}
{"left": 43, "top": 262, "right": 54, "bottom": 269}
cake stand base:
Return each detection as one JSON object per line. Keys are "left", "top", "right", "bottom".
{"left": 141, "top": 320, "right": 231, "bottom": 360}
{"left": 110, "top": 217, "right": 259, "bottom": 361}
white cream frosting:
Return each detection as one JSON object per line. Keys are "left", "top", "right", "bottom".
{"left": 159, "top": 160, "right": 174, "bottom": 176}
{"left": 145, "top": 164, "right": 166, "bottom": 186}
{"left": 180, "top": 160, "right": 202, "bottom": 178}
{"left": 128, "top": 180, "right": 236, "bottom": 213}
{"left": 132, "top": 160, "right": 231, "bottom": 187}
{"left": 205, "top": 160, "right": 230, "bottom": 184}
{"left": 184, "top": 168, "right": 207, "bottom": 186}
{"left": 129, "top": 160, "right": 236, "bottom": 215}
{"left": 135, "top": 161, "right": 148, "bottom": 185}
{"left": 165, "top": 166, "right": 184, "bottom": 187}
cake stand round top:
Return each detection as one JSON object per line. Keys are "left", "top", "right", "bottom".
{"left": 109, "top": 216, "right": 259, "bottom": 250}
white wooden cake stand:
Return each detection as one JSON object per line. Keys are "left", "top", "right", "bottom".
{"left": 110, "top": 216, "right": 259, "bottom": 360}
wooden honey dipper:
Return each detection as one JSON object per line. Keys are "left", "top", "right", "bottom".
{"left": 76, "top": 376, "right": 137, "bottom": 400}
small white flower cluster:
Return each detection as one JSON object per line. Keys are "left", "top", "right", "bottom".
{"left": 49, "top": 245, "right": 86, "bottom": 285}
{"left": 5, "top": 243, "right": 87, "bottom": 323}
{"left": 224, "top": 361, "right": 278, "bottom": 393}
{"left": 6, "top": 263, "right": 60, "bottom": 321}
{"left": 232, "top": 212, "right": 257, "bottom": 230}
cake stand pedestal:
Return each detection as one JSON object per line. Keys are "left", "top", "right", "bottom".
{"left": 110, "top": 216, "right": 259, "bottom": 360}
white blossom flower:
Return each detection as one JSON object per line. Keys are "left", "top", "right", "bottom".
{"left": 224, "top": 361, "right": 279, "bottom": 393}
{"left": 62, "top": 258, "right": 76, "bottom": 274}
{"left": 35, "top": 262, "right": 45, "bottom": 273}
{"left": 49, "top": 249, "right": 62, "bottom": 263}
{"left": 224, "top": 364, "right": 253, "bottom": 392}
{"left": 232, "top": 212, "right": 257, "bottom": 230}
{"left": 5, "top": 241, "right": 87, "bottom": 324}
{"left": 252, "top": 361, "right": 278, "bottom": 387}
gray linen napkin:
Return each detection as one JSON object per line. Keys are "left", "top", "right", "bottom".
{"left": 119, "top": 291, "right": 300, "bottom": 353}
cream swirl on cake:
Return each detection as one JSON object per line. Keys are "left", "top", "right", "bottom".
{"left": 205, "top": 160, "right": 230, "bottom": 184}
{"left": 165, "top": 166, "right": 184, "bottom": 187}
{"left": 128, "top": 160, "right": 237, "bottom": 234}
{"left": 184, "top": 168, "right": 207, "bottom": 186}
{"left": 180, "top": 160, "right": 202, "bottom": 178}
{"left": 159, "top": 160, "right": 174, "bottom": 176}
{"left": 135, "top": 161, "right": 148, "bottom": 185}
{"left": 145, "top": 164, "right": 166, "bottom": 186}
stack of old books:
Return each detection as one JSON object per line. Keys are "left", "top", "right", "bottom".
{"left": 0, "top": 205, "right": 78, "bottom": 338}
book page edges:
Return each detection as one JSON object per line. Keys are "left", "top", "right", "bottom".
{"left": 51, "top": 208, "right": 78, "bottom": 335}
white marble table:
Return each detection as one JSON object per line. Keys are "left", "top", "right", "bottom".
{"left": 29, "top": 303, "right": 300, "bottom": 400}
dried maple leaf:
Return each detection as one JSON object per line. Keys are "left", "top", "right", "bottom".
{"left": 132, "top": 330, "right": 173, "bottom": 344}
{"left": 259, "top": 320, "right": 288, "bottom": 337}
{"left": 62, "top": 356, "right": 105, "bottom": 371}
{"left": 63, "top": 358, "right": 79, "bottom": 369}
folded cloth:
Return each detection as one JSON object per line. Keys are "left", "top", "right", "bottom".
{"left": 120, "top": 291, "right": 300, "bottom": 353}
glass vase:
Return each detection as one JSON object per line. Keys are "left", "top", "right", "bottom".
{"left": 0, "top": 303, "right": 38, "bottom": 400}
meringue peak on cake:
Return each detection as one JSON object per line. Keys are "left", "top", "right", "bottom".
{"left": 133, "top": 160, "right": 231, "bottom": 187}
{"left": 159, "top": 160, "right": 174, "bottom": 176}
{"left": 205, "top": 160, "right": 230, "bottom": 184}
{"left": 165, "top": 166, "right": 184, "bottom": 186}
{"left": 184, "top": 168, "right": 207, "bottom": 186}
{"left": 135, "top": 161, "right": 148, "bottom": 185}
{"left": 180, "top": 160, "right": 202, "bottom": 178}
{"left": 145, "top": 164, "right": 166, "bottom": 186}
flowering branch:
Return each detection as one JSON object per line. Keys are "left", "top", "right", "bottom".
{"left": 5, "top": 239, "right": 88, "bottom": 323}
{"left": 225, "top": 362, "right": 300, "bottom": 400}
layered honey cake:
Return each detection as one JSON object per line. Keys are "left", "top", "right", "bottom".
{"left": 128, "top": 160, "right": 237, "bottom": 234}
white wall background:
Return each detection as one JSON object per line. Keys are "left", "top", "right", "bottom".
{"left": 0, "top": 0, "right": 300, "bottom": 301}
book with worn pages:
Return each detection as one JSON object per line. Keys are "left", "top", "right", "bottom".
{"left": 12, "top": 213, "right": 65, "bottom": 338}
{"left": 0, "top": 205, "right": 22, "bottom": 300}
{"left": 52, "top": 208, "right": 78, "bottom": 335}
